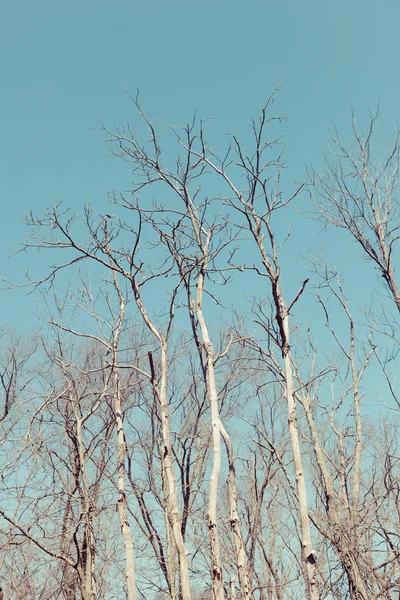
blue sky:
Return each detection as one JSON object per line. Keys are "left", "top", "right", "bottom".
{"left": 1, "top": 0, "right": 400, "bottom": 328}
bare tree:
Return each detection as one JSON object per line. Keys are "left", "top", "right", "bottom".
{"left": 3, "top": 90, "right": 399, "bottom": 600}
{"left": 311, "top": 110, "right": 400, "bottom": 312}
{"left": 0, "top": 334, "right": 114, "bottom": 600}
{"left": 171, "top": 86, "right": 320, "bottom": 599}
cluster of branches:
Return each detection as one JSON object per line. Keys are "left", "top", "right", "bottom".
{"left": 0, "top": 88, "right": 399, "bottom": 600}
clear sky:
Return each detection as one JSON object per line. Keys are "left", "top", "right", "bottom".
{"left": 1, "top": 0, "right": 400, "bottom": 328}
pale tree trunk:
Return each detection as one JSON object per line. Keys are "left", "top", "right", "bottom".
{"left": 60, "top": 454, "right": 79, "bottom": 600}
{"left": 75, "top": 415, "right": 96, "bottom": 600}
{"left": 114, "top": 370, "right": 137, "bottom": 600}
{"left": 220, "top": 423, "right": 252, "bottom": 600}
{"left": 347, "top": 352, "right": 368, "bottom": 600}
{"left": 161, "top": 447, "right": 178, "bottom": 599}
{"left": 194, "top": 270, "right": 224, "bottom": 600}
{"left": 349, "top": 324, "right": 362, "bottom": 535}
{"left": 274, "top": 283, "right": 319, "bottom": 600}
{"left": 148, "top": 345, "right": 192, "bottom": 600}
{"left": 165, "top": 512, "right": 178, "bottom": 600}
{"left": 230, "top": 573, "right": 237, "bottom": 600}
{"left": 206, "top": 357, "right": 225, "bottom": 600}
{"left": 105, "top": 224, "right": 138, "bottom": 600}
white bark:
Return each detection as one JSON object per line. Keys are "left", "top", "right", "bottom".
{"left": 74, "top": 413, "right": 96, "bottom": 600}
{"left": 194, "top": 268, "right": 225, "bottom": 600}
{"left": 158, "top": 343, "right": 192, "bottom": 600}
{"left": 230, "top": 573, "right": 237, "bottom": 600}
{"left": 107, "top": 225, "right": 138, "bottom": 600}
{"left": 276, "top": 288, "right": 318, "bottom": 600}
{"left": 146, "top": 343, "right": 192, "bottom": 600}
{"left": 114, "top": 370, "right": 137, "bottom": 600}
{"left": 220, "top": 422, "right": 252, "bottom": 600}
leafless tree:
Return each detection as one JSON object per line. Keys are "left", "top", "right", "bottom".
{"left": 168, "top": 85, "right": 320, "bottom": 599}
{"left": 311, "top": 110, "right": 400, "bottom": 313}
{"left": 2, "top": 89, "right": 399, "bottom": 600}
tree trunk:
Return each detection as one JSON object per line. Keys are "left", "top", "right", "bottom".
{"left": 194, "top": 271, "right": 225, "bottom": 600}
{"left": 206, "top": 356, "right": 225, "bottom": 600}
{"left": 75, "top": 414, "right": 96, "bottom": 600}
{"left": 274, "top": 282, "right": 319, "bottom": 600}
{"left": 149, "top": 347, "right": 192, "bottom": 600}
{"left": 114, "top": 370, "right": 137, "bottom": 600}
{"left": 220, "top": 423, "right": 252, "bottom": 600}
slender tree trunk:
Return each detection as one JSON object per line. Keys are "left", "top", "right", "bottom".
{"left": 230, "top": 574, "right": 237, "bottom": 600}
{"left": 161, "top": 446, "right": 178, "bottom": 599}
{"left": 75, "top": 416, "right": 96, "bottom": 600}
{"left": 205, "top": 357, "right": 225, "bottom": 600}
{"left": 149, "top": 347, "right": 192, "bottom": 600}
{"left": 220, "top": 423, "right": 252, "bottom": 600}
{"left": 60, "top": 479, "right": 78, "bottom": 599}
{"left": 165, "top": 515, "right": 178, "bottom": 599}
{"left": 350, "top": 331, "right": 362, "bottom": 534}
{"left": 347, "top": 348, "right": 368, "bottom": 600}
{"left": 114, "top": 370, "right": 137, "bottom": 600}
{"left": 104, "top": 226, "right": 138, "bottom": 600}
{"left": 194, "top": 268, "right": 225, "bottom": 600}
{"left": 274, "top": 283, "right": 319, "bottom": 600}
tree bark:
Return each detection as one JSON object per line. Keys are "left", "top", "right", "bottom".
{"left": 149, "top": 346, "right": 192, "bottom": 600}
{"left": 114, "top": 370, "right": 137, "bottom": 600}
{"left": 194, "top": 269, "right": 225, "bottom": 600}
{"left": 274, "top": 282, "right": 319, "bottom": 600}
{"left": 220, "top": 422, "right": 252, "bottom": 600}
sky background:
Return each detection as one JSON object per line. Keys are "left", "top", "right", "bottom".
{"left": 1, "top": 0, "right": 400, "bottom": 330}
